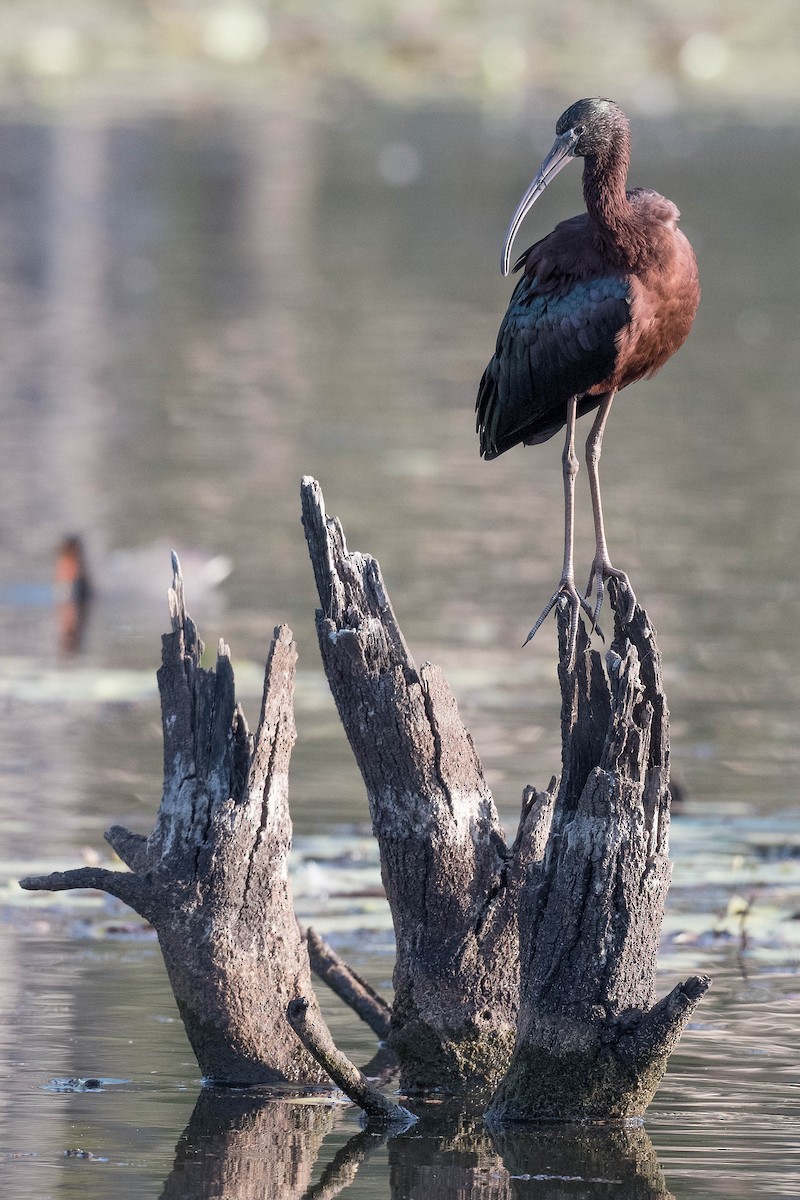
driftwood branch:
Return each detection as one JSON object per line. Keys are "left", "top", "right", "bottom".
{"left": 20, "top": 865, "right": 142, "bottom": 907}
{"left": 286, "top": 997, "right": 413, "bottom": 1127}
{"left": 306, "top": 927, "right": 393, "bottom": 1042}
{"left": 105, "top": 825, "right": 148, "bottom": 871}
{"left": 21, "top": 555, "right": 329, "bottom": 1086}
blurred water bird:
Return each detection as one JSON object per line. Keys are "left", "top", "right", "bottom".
{"left": 54, "top": 534, "right": 92, "bottom": 654}
{"left": 476, "top": 98, "right": 699, "bottom": 663}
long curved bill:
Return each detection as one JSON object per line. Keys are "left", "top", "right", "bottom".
{"left": 501, "top": 127, "right": 581, "bottom": 276}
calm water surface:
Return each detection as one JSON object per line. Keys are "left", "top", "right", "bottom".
{"left": 0, "top": 94, "right": 799, "bottom": 1197}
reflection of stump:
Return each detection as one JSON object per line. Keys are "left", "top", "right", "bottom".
{"left": 21, "top": 559, "right": 327, "bottom": 1085}
{"left": 159, "top": 1090, "right": 337, "bottom": 1200}
{"left": 385, "top": 1107, "right": 673, "bottom": 1199}
{"left": 157, "top": 1091, "right": 675, "bottom": 1200}
{"left": 491, "top": 1120, "right": 674, "bottom": 1199}
{"left": 388, "top": 1110, "right": 509, "bottom": 1200}
{"left": 305, "top": 1127, "right": 391, "bottom": 1200}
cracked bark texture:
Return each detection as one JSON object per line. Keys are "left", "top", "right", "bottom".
{"left": 21, "top": 557, "right": 327, "bottom": 1086}
{"left": 301, "top": 477, "right": 552, "bottom": 1093}
{"left": 487, "top": 593, "right": 710, "bottom": 1120}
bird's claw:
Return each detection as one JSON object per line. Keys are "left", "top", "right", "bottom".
{"left": 523, "top": 580, "right": 596, "bottom": 669}
{"left": 584, "top": 562, "right": 637, "bottom": 628}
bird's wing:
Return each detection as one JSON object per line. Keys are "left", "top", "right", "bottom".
{"left": 477, "top": 274, "right": 631, "bottom": 459}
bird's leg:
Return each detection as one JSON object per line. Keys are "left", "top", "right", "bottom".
{"left": 524, "top": 394, "right": 595, "bottom": 666}
{"left": 584, "top": 390, "right": 636, "bottom": 627}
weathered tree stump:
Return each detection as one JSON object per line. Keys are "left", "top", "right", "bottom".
{"left": 21, "top": 556, "right": 328, "bottom": 1086}
{"left": 20, "top": 479, "right": 709, "bottom": 1124}
{"left": 301, "top": 478, "right": 708, "bottom": 1112}
{"left": 301, "top": 477, "right": 552, "bottom": 1093}
{"left": 487, "top": 592, "right": 710, "bottom": 1120}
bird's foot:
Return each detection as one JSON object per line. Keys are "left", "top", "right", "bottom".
{"left": 584, "top": 560, "right": 637, "bottom": 630}
{"left": 523, "top": 579, "right": 596, "bottom": 669}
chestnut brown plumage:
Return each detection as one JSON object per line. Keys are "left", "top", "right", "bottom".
{"left": 477, "top": 98, "right": 699, "bottom": 662}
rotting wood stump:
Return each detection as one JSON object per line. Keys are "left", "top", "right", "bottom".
{"left": 21, "top": 556, "right": 328, "bottom": 1087}
{"left": 20, "top": 479, "right": 710, "bottom": 1121}
{"left": 486, "top": 588, "right": 710, "bottom": 1120}
{"left": 300, "top": 477, "right": 709, "bottom": 1112}
{"left": 301, "top": 477, "right": 545, "bottom": 1093}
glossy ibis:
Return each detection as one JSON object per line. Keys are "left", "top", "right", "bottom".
{"left": 476, "top": 98, "right": 699, "bottom": 663}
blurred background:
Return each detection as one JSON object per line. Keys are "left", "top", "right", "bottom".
{"left": 0, "top": 0, "right": 796, "bottom": 112}
{"left": 0, "top": 3, "right": 799, "bottom": 1197}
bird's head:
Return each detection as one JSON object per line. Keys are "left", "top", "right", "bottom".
{"left": 555, "top": 98, "right": 628, "bottom": 157}
{"left": 501, "top": 98, "right": 629, "bottom": 276}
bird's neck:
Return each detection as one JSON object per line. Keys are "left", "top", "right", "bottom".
{"left": 582, "top": 145, "right": 646, "bottom": 268}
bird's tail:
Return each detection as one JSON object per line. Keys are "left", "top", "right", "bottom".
{"left": 475, "top": 363, "right": 502, "bottom": 460}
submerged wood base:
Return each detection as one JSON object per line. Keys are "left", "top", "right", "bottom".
{"left": 487, "top": 975, "right": 710, "bottom": 1121}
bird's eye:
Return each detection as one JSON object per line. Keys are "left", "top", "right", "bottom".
{"left": 573, "top": 124, "right": 585, "bottom": 139}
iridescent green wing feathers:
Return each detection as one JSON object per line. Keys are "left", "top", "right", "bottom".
{"left": 477, "top": 274, "right": 631, "bottom": 458}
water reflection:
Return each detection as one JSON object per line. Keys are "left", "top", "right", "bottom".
{"left": 154, "top": 1089, "right": 678, "bottom": 1200}
{"left": 491, "top": 1122, "right": 672, "bottom": 1198}
{"left": 0, "top": 99, "right": 797, "bottom": 845}
{"left": 159, "top": 1089, "right": 339, "bottom": 1200}
{"left": 305, "top": 1126, "right": 390, "bottom": 1200}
